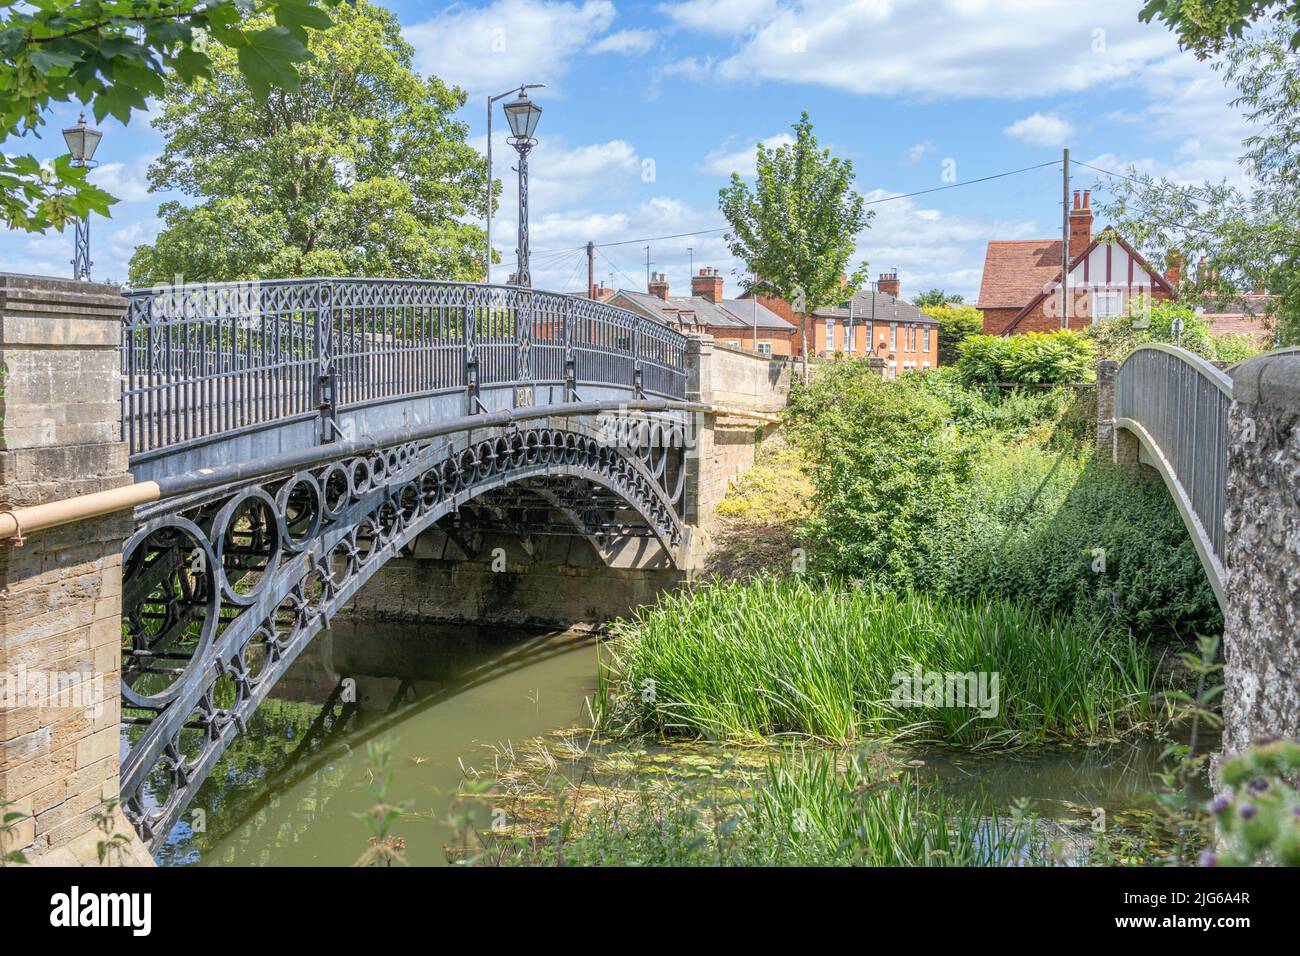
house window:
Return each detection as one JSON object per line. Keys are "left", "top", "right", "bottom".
{"left": 889, "top": 323, "right": 897, "bottom": 350}
{"left": 1092, "top": 289, "right": 1125, "bottom": 324}
{"left": 722, "top": 340, "right": 741, "bottom": 348}
{"left": 757, "top": 341, "right": 773, "bottom": 356}
{"left": 923, "top": 326, "right": 931, "bottom": 352}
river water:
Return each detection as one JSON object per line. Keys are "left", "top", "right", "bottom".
{"left": 151, "top": 621, "right": 1195, "bottom": 866}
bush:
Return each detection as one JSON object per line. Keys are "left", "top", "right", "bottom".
{"left": 1083, "top": 295, "right": 1265, "bottom": 365}
{"left": 929, "top": 304, "right": 985, "bottom": 365}
{"left": 788, "top": 363, "right": 975, "bottom": 587}
{"left": 956, "top": 330, "right": 1095, "bottom": 386}
{"left": 925, "top": 444, "right": 1222, "bottom": 638}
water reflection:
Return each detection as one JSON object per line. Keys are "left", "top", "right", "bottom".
{"left": 147, "top": 619, "right": 1204, "bottom": 867}
{"left": 154, "top": 620, "right": 600, "bottom": 867}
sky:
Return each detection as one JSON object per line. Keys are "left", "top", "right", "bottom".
{"left": 0, "top": 0, "right": 1258, "bottom": 304}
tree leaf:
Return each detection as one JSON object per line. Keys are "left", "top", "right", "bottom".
{"left": 236, "top": 26, "right": 310, "bottom": 103}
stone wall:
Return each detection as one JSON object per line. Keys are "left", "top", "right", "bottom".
{"left": 1220, "top": 348, "right": 1300, "bottom": 761}
{"left": 0, "top": 274, "right": 150, "bottom": 866}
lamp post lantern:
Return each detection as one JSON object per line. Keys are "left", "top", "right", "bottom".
{"left": 486, "top": 83, "right": 542, "bottom": 284}
{"left": 62, "top": 111, "right": 103, "bottom": 281}
{"left": 503, "top": 87, "right": 542, "bottom": 287}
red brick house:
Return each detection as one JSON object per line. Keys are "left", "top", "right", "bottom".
{"left": 742, "top": 271, "right": 940, "bottom": 374}
{"left": 977, "top": 190, "right": 1177, "bottom": 335}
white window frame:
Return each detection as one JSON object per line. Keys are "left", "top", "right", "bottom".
{"left": 923, "top": 326, "right": 931, "bottom": 352}
{"left": 756, "top": 341, "right": 773, "bottom": 356}
{"left": 889, "top": 322, "right": 897, "bottom": 350}
{"left": 1091, "top": 289, "right": 1125, "bottom": 324}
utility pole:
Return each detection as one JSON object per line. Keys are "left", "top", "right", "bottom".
{"left": 687, "top": 246, "right": 694, "bottom": 278}
{"left": 644, "top": 245, "right": 653, "bottom": 289}
{"left": 1061, "top": 147, "right": 1070, "bottom": 330}
{"left": 587, "top": 241, "right": 595, "bottom": 299}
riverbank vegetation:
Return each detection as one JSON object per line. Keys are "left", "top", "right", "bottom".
{"left": 458, "top": 743, "right": 1064, "bottom": 867}
{"left": 599, "top": 578, "right": 1163, "bottom": 746}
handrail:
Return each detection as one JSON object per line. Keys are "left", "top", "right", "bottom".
{"left": 120, "top": 278, "right": 688, "bottom": 461}
{"left": 1114, "top": 344, "right": 1231, "bottom": 608}
{"left": 0, "top": 398, "right": 709, "bottom": 546}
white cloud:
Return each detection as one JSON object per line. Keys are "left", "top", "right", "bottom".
{"left": 406, "top": 0, "right": 616, "bottom": 97}
{"left": 853, "top": 186, "right": 1041, "bottom": 301}
{"left": 1003, "top": 112, "right": 1075, "bottom": 147}
{"left": 591, "top": 29, "right": 657, "bottom": 54}
{"left": 88, "top": 156, "right": 156, "bottom": 203}
{"left": 901, "top": 141, "right": 935, "bottom": 167}
{"left": 690, "top": 0, "right": 1182, "bottom": 99}
{"left": 648, "top": 55, "right": 716, "bottom": 97}
{"left": 657, "top": 0, "right": 780, "bottom": 35}
{"left": 697, "top": 132, "right": 794, "bottom": 176}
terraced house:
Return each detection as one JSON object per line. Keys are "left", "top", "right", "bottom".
{"left": 610, "top": 268, "right": 798, "bottom": 356}
{"left": 745, "top": 272, "right": 941, "bottom": 377}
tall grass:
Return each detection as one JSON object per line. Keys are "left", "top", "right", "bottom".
{"left": 599, "top": 576, "right": 1164, "bottom": 747}
{"left": 492, "top": 748, "right": 1037, "bottom": 867}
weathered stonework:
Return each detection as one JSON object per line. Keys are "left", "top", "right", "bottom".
{"left": 0, "top": 273, "right": 151, "bottom": 866}
{"left": 1220, "top": 348, "right": 1300, "bottom": 762}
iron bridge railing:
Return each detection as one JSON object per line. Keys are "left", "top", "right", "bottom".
{"left": 121, "top": 278, "right": 688, "bottom": 461}
{"left": 1114, "top": 343, "right": 1232, "bottom": 606}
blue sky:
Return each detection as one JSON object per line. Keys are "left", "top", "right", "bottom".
{"left": 1, "top": 0, "right": 1256, "bottom": 303}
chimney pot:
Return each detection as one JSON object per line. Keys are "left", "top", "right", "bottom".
{"left": 691, "top": 266, "right": 724, "bottom": 303}
{"left": 1073, "top": 190, "right": 1081, "bottom": 209}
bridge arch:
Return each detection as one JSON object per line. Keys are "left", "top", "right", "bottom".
{"left": 119, "top": 411, "right": 692, "bottom": 850}
{"left": 1113, "top": 343, "right": 1231, "bottom": 609}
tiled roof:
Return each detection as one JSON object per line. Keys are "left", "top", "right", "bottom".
{"left": 1199, "top": 293, "right": 1276, "bottom": 343}
{"left": 614, "top": 290, "right": 795, "bottom": 332}
{"left": 811, "top": 289, "right": 938, "bottom": 325}
{"left": 719, "top": 298, "right": 794, "bottom": 330}
{"left": 976, "top": 239, "right": 1065, "bottom": 309}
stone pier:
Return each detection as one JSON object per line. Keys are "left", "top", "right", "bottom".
{"left": 0, "top": 274, "right": 150, "bottom": 866}
{"left": 1219, "top": 349, "right": 1300, "bottom": 762}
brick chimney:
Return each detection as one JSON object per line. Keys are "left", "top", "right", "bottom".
{"left": 691, "top": 267, "right": 724, "bottom": 303}
{"left": 648, "top": 271, "right": 669, "bottom": 300}
{"left": 589, "top": 282, "right": 614, "bottom": 301}
{"left": 877, "top": 271, "right": 900, "bottom": 299}
{"left": 1069, "top": 189, "right": 1093, "bottom": 260}
{"left": 1165, "top": 250, "right": 1185, "bottom": 290}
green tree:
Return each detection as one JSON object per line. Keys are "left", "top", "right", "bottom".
{"left": 912, "top": 288, "right": 963, "bottom": 308}
{"left": 0, "top": 0, "right": 340, "bottom": 233}
{"left": 129, "top": 2, "right": 491, "bottom": 284}
{"left": 718, "top": 112, "right": 872, "bottom": 381}
{"left": 929, "top": 303, "right": 984, "bottom": 365}
{"left": 1096, "top": 21, "right": 1300, "bottom": 344}
{"left": 1140, "top": 0, "right": 1300, "bottom": 56}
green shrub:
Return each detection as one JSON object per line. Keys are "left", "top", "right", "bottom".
{"left": 929, "top": 304, "right": 986, "bottom": 366}
{"left": 1083, "top": 295, "right": 1265, "bottom": 365}
{"left": 601, "top": 576, "right": 1163, "bottom": 746}
{"left": 926, "top": 444, "right": 1222, "bottom": 638}
{"left": 788, "top": 363, "right": 976, "bottom": 587}
{"left": 956, "top": 330, "right": 1095, "bottom": 386}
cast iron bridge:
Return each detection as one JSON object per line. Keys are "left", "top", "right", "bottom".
{"left": 114, "top": 278, "right": 698, "bottom": 849}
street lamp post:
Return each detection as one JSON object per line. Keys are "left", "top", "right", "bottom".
{"left": 503, "top": 88, "right": 543, "bottom": 288}
{"left": 62, "top": 112, "right": 103, "bottom": 281}
{"left": 486, "top": 84, "right": 542, "bottom": 284}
